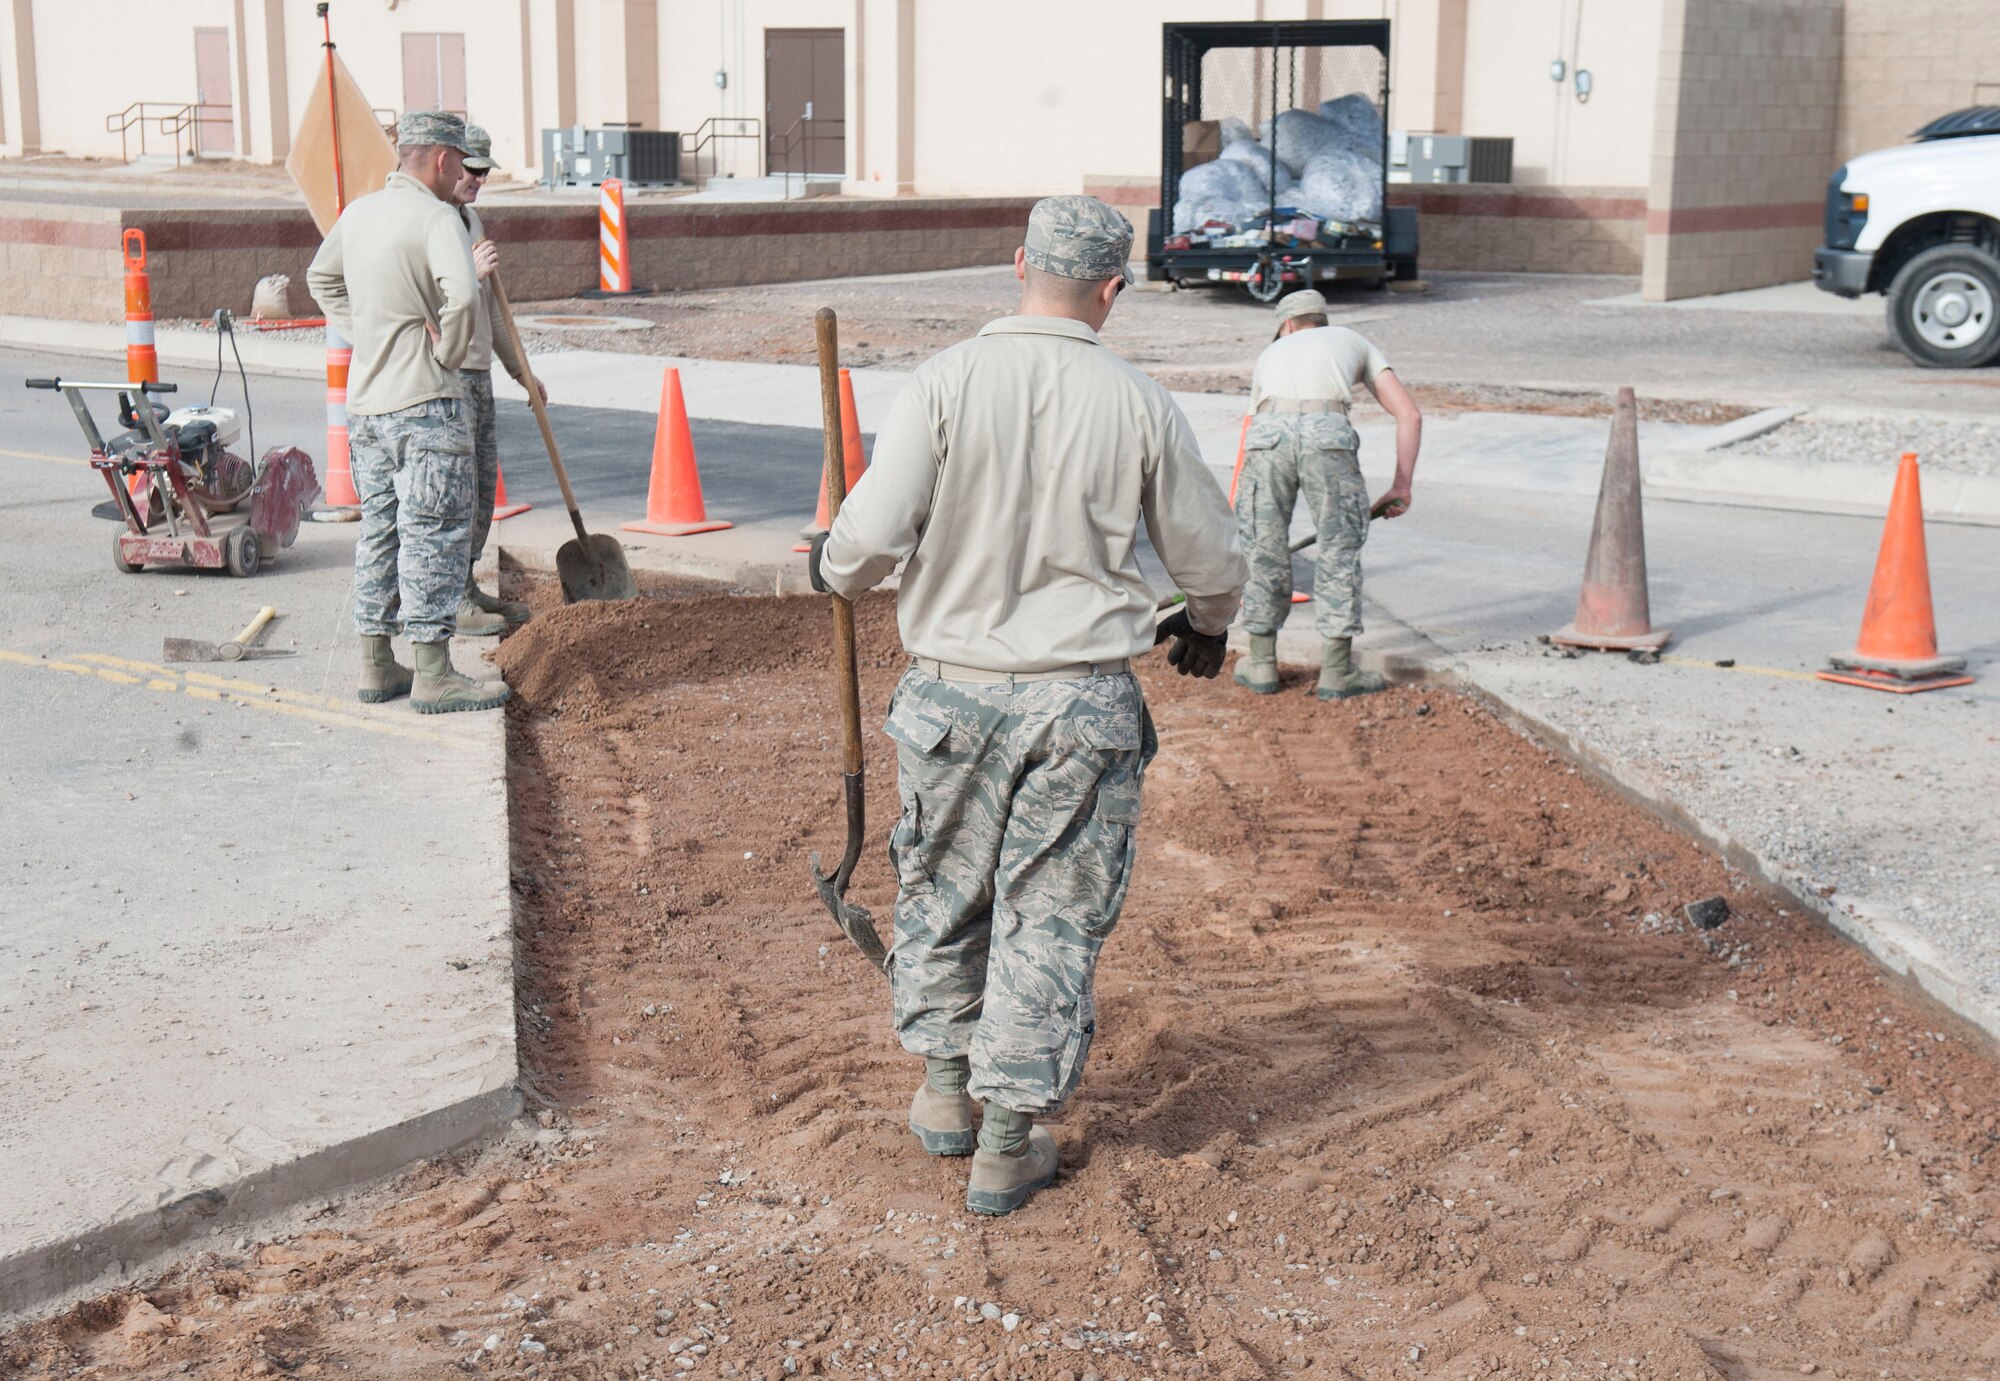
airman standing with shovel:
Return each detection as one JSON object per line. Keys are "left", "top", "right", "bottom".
{"left": 1232, "top": 289, "right": 1422, "bottom": 700}
{"left": 809, "top": 196, "right": 1245, "bottom": 1216}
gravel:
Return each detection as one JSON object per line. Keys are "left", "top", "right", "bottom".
{"left": 1722, "top": 413, "right": 2000, "bottom": 476}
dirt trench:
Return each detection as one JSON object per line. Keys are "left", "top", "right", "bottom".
{"left": 7, "top": 587, "right": 2000, "bottom": 1381}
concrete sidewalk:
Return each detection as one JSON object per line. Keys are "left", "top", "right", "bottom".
{"left": 0, "top": 351, "right": 517, "bottom": 1318}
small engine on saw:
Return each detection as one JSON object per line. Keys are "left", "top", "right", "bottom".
{"left": 28, "top": 376, "right": 320, "bottom": 578}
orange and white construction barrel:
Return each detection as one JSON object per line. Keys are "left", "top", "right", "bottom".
{"left": 123, "top": 229, "right": 157, "bottom": 384}
{"left": 598, "top": 177, "right": 632, "bottom": 294}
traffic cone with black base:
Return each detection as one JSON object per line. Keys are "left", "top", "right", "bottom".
{"left": 1817, "top": 452, "right": 1973, "bottom": 694}
{"left": 1550, "top": 387, "right": 1670, "bottom": 653}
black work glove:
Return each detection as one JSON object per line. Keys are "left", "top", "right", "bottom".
{"left": 807, "top": 530, "right": 833, "bottom": 594}
{"left": 1153, "top": 608, "right": 1227, "bottom": 679}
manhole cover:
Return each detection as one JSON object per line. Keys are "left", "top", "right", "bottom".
{"left": 515, "top": 313, "right": 655, "bottom": 333}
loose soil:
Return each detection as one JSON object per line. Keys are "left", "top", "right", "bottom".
{"left": 8, "top": 588, "right": 2000, "bottom": 1380}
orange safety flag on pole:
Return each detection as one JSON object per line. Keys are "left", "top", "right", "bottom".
{"left": 284, "top": 49, "right": 396, "bottom": 236}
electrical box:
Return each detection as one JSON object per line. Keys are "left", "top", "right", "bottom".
{"left": 1388, "top": 133, "right": 1513, "bottom": 184}
{"left": 541, "top": 126, "right": 683, "bottom": 188}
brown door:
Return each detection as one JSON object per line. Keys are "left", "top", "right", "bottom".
{"left": 193, "top": 28, "right": 233, "bottom": 155}
{"left": 401, "top": 33, "right": 468, "bottom": 115}
{"left": 765, "top": 29, "right": 844, "bottom": 176}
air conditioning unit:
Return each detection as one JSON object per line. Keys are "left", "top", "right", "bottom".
{"left": 541, "top": 125, "right": 683, "bottom": 188}
{"left": 1388, "top": 133, "right": 1514, "bottom": 185}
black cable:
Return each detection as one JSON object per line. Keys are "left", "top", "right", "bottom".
{"left": 227, "top": 315, "right": 255, "bottom": 464}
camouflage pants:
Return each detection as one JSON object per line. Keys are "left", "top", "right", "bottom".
{"left": 884, "top": 665, "right": 1157, "bottom": 1117}
{"left": 349, "top": 396, "right": 474, "bottom": 643}
{"left": 458, "top": 368, "right": 500, "bottom": 589}
{"left": 1237, "top": 412, "right": 1370, "bottom": 639}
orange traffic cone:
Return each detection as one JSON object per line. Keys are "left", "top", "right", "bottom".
{"left": 794, "top": 368, "right": 868, "bottom": 551}
{"left": 1817, "top": 453, "right": 1973, "bottom": 694}
{"left": 1550, "top": 387, "right": 1670, "bottom": 652}
{"left": 1227, "top": 413, "right": 1251, "bottom": 505}
{"left": 620, "top": 368, "right": 732, "bottom": 536}
{"left": 491, "top": 463, "right": 531, "bottom": 521}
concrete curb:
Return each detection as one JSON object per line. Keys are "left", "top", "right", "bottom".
{"left": 1644, "top": 447, "right": 2000, "bottom": 526}
{"left": 0, "top": 314, "right": 325, "bottom": 379}
{"left": 0, "top": 671, "right": 523, "bottom": 1327}
{"left": 0, "top": 1086, "right": 522, "bottom": 1321}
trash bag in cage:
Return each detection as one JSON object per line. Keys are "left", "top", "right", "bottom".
{"left": 1174, "top": 156, "right": 1280, "bottom": 231}
{"left": 1296, "top": 148, "right": 1384, "bottom": 226}
{"left": 1217, "top": 116, "right": 1257, "bottom": 147}
{"left": 1218, "top": 139, "right": 1297, "bottom": 194}
{"left": 1316, "top": 93, "right": 1386, "bottom": 151}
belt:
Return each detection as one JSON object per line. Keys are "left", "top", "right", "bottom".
{"left": 1255, "top": 398, "right": 1349, "bottom": 414}
{"left": 913, "top": 657, "right": 1131, "bottom": 684}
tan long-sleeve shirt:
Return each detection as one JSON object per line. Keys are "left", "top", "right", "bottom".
{"left": 821, "top": 315, "right": 1246, "bottom": 672}
{"left": 305, "top": 170, "right": 479, "bottom": 416}
{"left": 456, "top": 204, "right": 528, "bottom": 380}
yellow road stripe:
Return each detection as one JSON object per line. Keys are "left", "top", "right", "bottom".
{"left": 0, "top": 648, "right": 457, "bottom": 742}
{"left": 1659, "top": 653, "right": 1820, "bottom": 682}
{"left": 0, "top": 445, "right": 89, "bottom": 466}
{"left": 73, "top": 652, "right": 365, "bottom": 713}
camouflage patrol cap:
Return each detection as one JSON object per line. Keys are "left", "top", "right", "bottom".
{"left": 1023, "top": 195, "right": 1135, "bottom": 284}
{"left": 396, "top": 110, "right": 471, "bottom": 154}
{"left": 462, "top": 124, "right": 496, "bottom": 172}
{"left": 1272, "top": 288, "right": 1329, "bottom": 338}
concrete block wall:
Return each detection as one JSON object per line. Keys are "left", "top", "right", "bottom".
{"left": 0, "top": 195, "right": 1038, "bottom": 325}
{"left": 1838, "top": 0, "right": 2000, "bottom": 162}
{"left": 1391, "top": 185, "right": 1647, "bottom": 275}
{"left": 1642, "top": 0, "right": 1843, "bottom": 300}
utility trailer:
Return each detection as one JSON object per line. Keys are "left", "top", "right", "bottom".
{"left": 1149, "top": 20, "right": 1417, "bottom": 299}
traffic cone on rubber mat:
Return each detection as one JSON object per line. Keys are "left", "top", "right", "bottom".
{"left": 794, "top": 368, "right": 868, "bottom": 552}
{"left": 1550, "top": 387, "right": 1670, "bottom": 652}
{"left": 491, "top": 463, "right": 531, "bottom": 521}
{"left": 1817, "top": 452, "right": 1972, "bottom": 694}
{"left": 621, "top": 368, "right": 732, "bottom": 537}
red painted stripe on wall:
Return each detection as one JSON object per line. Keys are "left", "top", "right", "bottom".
{"left": 1391, "top": 191, "right": 1646, "bottom": 222}
{"left": 1645, "top": 202, "right": 1822, "bottom": 235}
{"left": 0, "top": 217, "right": 121, "bottom": 250}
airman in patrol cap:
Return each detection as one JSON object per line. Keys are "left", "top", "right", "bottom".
{"left": 1232, "top": 288, "right": 1422, "bottom": 700}
{"left": 447, "top": 123, "right": 547, "bottom": 634}
{"left": 308, "top": 110, "right": 508, "bottom": 713}
{"left": 810, "top": 194, "right": 1246, "bottom": 1216}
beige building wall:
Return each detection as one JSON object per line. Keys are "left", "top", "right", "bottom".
{"left": 1836, "top": 0, "right": 2000, "bottom": 162}
{"left": 1459, "top": 0, "right": 1663, "bottom": 188}
{"left": 1642, "top": 0, "right": 1842, "bottom": 300}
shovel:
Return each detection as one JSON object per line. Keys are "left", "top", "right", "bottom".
{"left": 807, "top": 307, "right": 890, "bottom": 977}
{"left": 488, "top": 269, "right": 637, "bottom": 603}
{"left": 164, "top": 605, "right": 295, "bottom": 662}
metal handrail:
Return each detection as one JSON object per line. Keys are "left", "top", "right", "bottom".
{"left": 680, "top": 116, "right": 763, "bottom": 184}
{"left": 768, "top": 116, "right": 844, "bottom": 199}
{"left": 104, "top": 101, "right": 234, "bottom": 166}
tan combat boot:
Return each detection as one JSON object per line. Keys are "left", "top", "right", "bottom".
{"left": 357, "top": 634, "right": 413, "bottom": 704}
{"left": 966, "top": 1107, "right": 1059, "bottom": 1216}
{"left": 467, "top": 579, "right": 531, "bottom": 625}
{"left": 1317, "top": 636, "right": 1387, "bottom": 701}
{"left": 909, "top": 1055, "right": 976, "bottom": 1157}
{"left": 1233, "top": 632, "right": 1280, "bottom": 694}
{"left": 410, "top": 639, "right": 512, "bottom": 714}
{"left": 453, "top": 594, "right": 509, "bottom": 638}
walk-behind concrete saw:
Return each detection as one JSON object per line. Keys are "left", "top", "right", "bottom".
{"left": 27, "top": 317, "right": 318, "bottom": 578}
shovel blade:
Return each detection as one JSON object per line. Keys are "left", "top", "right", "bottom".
{"left": 811, "top": 852, "right": 891, "bottom": 977}
{"left": 557, "top": 532, "right": 637, "bottom": 603}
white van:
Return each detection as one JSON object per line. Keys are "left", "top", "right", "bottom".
{"left": 1813, "top": 106, "right": 2000, "bottom": 367}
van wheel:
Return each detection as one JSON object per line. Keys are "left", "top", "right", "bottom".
{"left": 1887, "top": 246, "right": 2000, "bottom": 367}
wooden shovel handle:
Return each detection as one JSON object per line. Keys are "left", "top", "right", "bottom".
{"left": 816, "top": 307, "right": 864, "bottom": 778}
{"left": 489, "top": 268, "right": 589, "bottom": 546}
